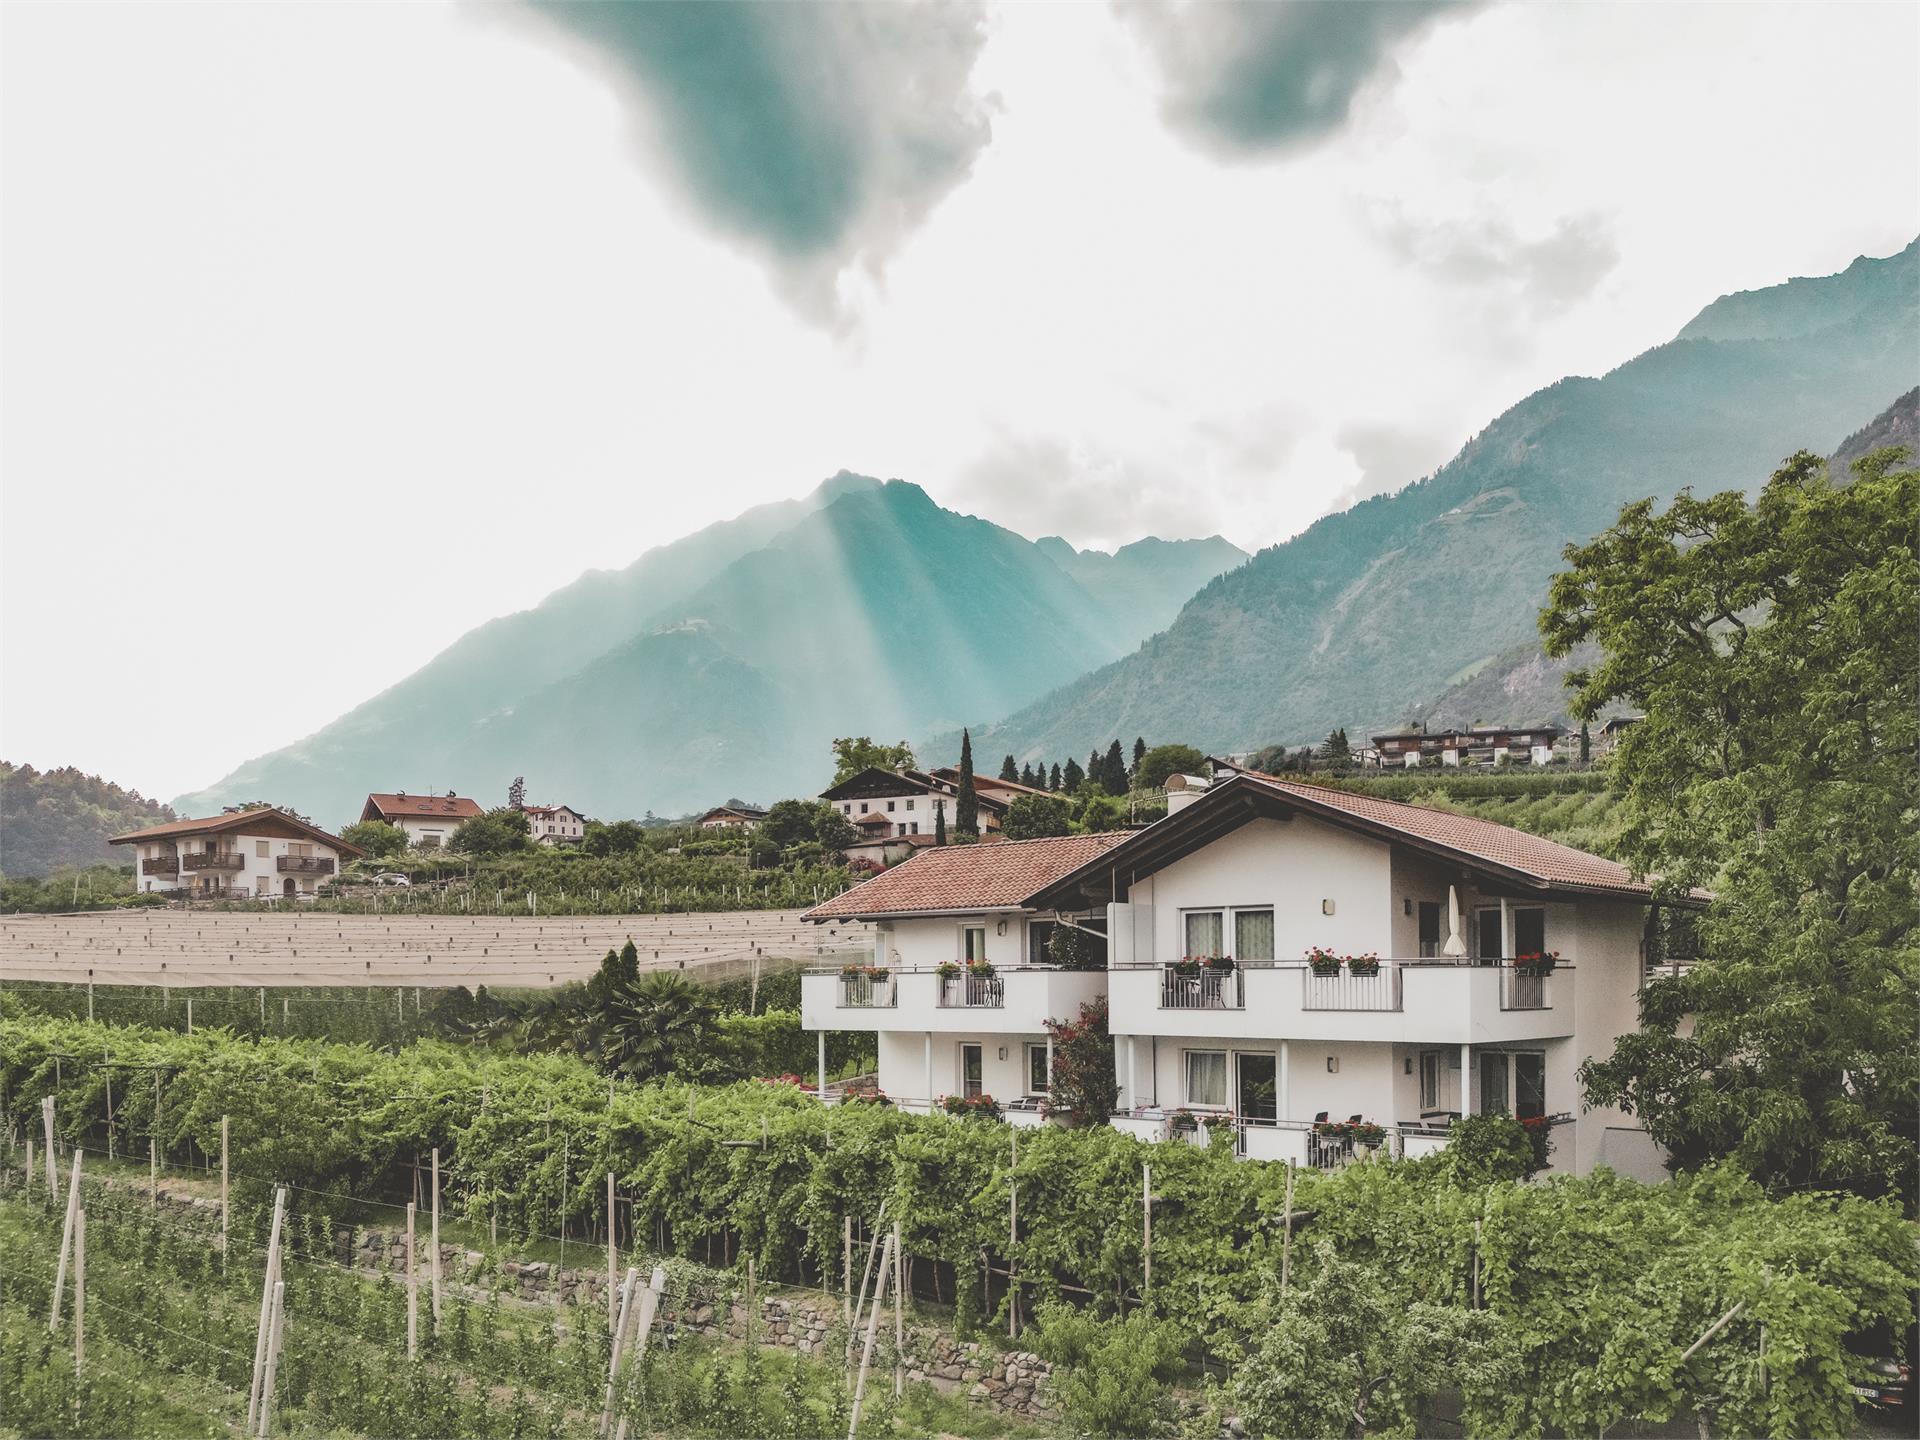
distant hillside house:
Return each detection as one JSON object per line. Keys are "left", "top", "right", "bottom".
{"left": 699, "top": 805, "right": 769, "bottom": 830}
{"left": 1594, "top": 716, "right": 1642, "bottom": 755}
{"left": 820, "top": 767, "right": 1050, "bottom": 839}
{"left": 521, "top": 803, "right": 586, "bottom": 845}
{"left": 112, "top": 808, "right": 363, "bottom": 900}
{"left": 1369, "top": 725, "right": 1564, "bottom": 769}
{"left": 361, "top": 792, "right": 485, "bottom": 848}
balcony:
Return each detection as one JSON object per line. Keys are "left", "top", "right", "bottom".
{"left": 181, "top": 850, "right": 244, "bottom": 871}
{"left": 939, "top": 972, "right": 1004, "bottom": 1009}
{"left": 838, "top": 972, "right": 896, "bottom": 1009}
{"left": 1108, "top": 960, "right": 1572, "bottom": 1044}
{"left": 141, "top": 856, "right": 179, "bottom": 877}
{"left": 276, "top": 855, "right": 335, "bottom": 875}
{"left": 802, "top": 966, "right": 1106, "bottom": 1035}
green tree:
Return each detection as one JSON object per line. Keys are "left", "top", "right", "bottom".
{"left": 1049, "top": 762, "right": 1063, "bottom": 791}
{"left": 1061, "top": 757, "right": 1087, "bottom": 793}
{"left": 933, "top": 805, "right": 948, "bottom": 846}
{"left": 507, "top": 776, "right": 526, "bottom": 810}
{"left": 1042, "top": 995, "right": 1116, "bottom": 1123}
{"left": 1001, "top": 794, "right": 1071, "bottom": 840}
{"left": 999, "top": 754, "right": 1019, "bottom": 783}
{"left": 1228, "top": 1242, "right": 1517, "bottom": 1439}
{"left": 579, "top": 819, "right": 645, "bottom": 856}
{"left": 955, "top": 729, "right": 978, "bottom": 835}
{"left": 812, "top": 808, "right": 858, "bottom": 855}
{"left": 829, "top": 738, "right": 915, "bottom": 785}
{"left": 1074, "top": 792, "right": 1127, "bottom": 832}
{"left": 1019, "top": 762, "right": 1036, "bottom": 787}
{"left": 1544, "top": 448, "right": 1919, "bottom": 1204}
{"left": 1322, "top": 728, "right": 1352, "bottom": 766}
{"left": 600, "top": 972, "right": 717, "bottom": 1080}
{"left": 448, "top": 807, "right": 530, "bottom": 856}
{"left": 1102, "top": 739, "right": 1128, "bottom": 794}
{"left": 340, "top": 819, "right": 408, "bottom": 859}
{"left": 1029, "top": 1301, "right": 1186, "bottom": 1438}
{"left": 1578, "top": 721, "right": 1591, "bottom": 763}
{"left": 1135, "top": 743, "right": 1207, "bottom": 790}
{"left": 1131, "top": 736, "right": 1147, "bottom": 777}
{"left": 760, "top": 799, "right": 825, "bottom": 851}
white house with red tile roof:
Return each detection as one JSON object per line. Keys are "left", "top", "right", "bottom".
{"left": 360, "top": 792, "right": 484, "bottom": 849}
{"left": 804, "top": 771, "right": 1697, "bottom": 1178}
{"left": 521, "top": 803, "right": 586, "bottom": 845}
{"left": 818, "top": 766, "right": 1051, "bottom": 839}
{"left": 113, "top": 808, "right": 363, "bottom": 900}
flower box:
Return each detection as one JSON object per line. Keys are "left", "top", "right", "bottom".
{"left": 966, "top": 960, "right": 997, "bottom": 978}
{"left": 1515, "top": 951, "right": 1559, "bottom": 977}
{"left": 940, "top": 1093, "right": 1002, "bottom": 1121}
{"left": 1203, "top": 955, "right": 1237, "bottom": 973}
{"left": 1171, "top": 957, "right": 1203, "bottom": 978}
{"left": 1346, "top": 954, "right": 1381, "bottom": 978}
{"left": 1305, "top": 948, "right": 1342, "bottom": 978}
{"left": 1167, "top": 1108, "right": 1200, "bottom": 1133}
{"left": 934, "top": 962, "right": 962, "bottom": 979}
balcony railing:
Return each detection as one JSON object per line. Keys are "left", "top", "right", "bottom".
{"left": 838, "top": 973, "right": 896, "bottom": 1009}
{"left": 939, "top": 973, "right": 1005, "bottom": 1008}
{"left": 181, "top": 850, "right": 244, "bottom": 871}
{"left": 1158, "top": 966, "right": 1242, "bottom": 1010}
{"left": 1302, "top": 964, "right": 1403, "bottom": 1012}
{"left": 140, "top": 857, "right": 179, "bottom": 877}
{"left": 1499, "top": 967, "right": 1548, "bottom": 1011}
{"left": 276, "top": 855, "right": 335, "bottom": 875}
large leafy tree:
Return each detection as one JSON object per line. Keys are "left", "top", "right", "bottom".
{"left": 447, "top": 806, "right": 531, "bottom": 856}
{"left": 829, "top": 737, "right": 915, "bottom": 784}
{"left": 1543, "top": 448, "right": 1918, "bottom": 1204}
{"left": 1001, "top": 793, "right": 1071, "bottom": 840}
{"left": 600, "top": 971, "right": 718, "bottom": 1080}
{"left": 1134, "top": 743, "right": 1206, "bottom": 790}
{"left": 340, "top": 819, "right": 408, "bottom": 859}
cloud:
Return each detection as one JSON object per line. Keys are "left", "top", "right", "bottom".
{"left": 1371, "top": 206, "right": 1622, "bottom": 315}
{"left": 510, "top": 0, "right": 993, "bottom": 320}
{"left": 1325, "top": 420, "right": 1459, "bottom": 514}
{"left": 1119, "top": 0, "right": 1473, "bottom": 154}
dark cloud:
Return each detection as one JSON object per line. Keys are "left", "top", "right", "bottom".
{"left": 1120, "top": 0, "right": 1474, "bottom": 154}
{"left": 1373, "top": 207, "right": 1621, "bottom": 314}
{"left": 512, "top": 0, "right": 992, "bottom": 319}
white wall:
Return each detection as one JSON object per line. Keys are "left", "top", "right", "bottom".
{"left": 134, "top": 828, "right": 344, "bottom": 896}
{"left": 1127, "top": 814, "right": 1393, "bottom": 965}
{"left": 872, "top": 912, "right": 1042, "bottom": 970}
{"left": 1567, "top": 899, "right": 1655, "bottom": 1173}
{"left": 831, "top": 788, "right": 974, "bottom": 834}
{"left": 876, "top": 1028, "right": 1049, "bottom": 1106}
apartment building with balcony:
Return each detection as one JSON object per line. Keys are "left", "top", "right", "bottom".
{"left": 1368, "top": 725, "right": 1566, "bottom": 768}
{"left": 804, "top": 771, "right": 1694, "bottom": 1179}
{"left": 800, "top": 833, "right": 1132, "bottom": 1122}
{"left": 111, "top": 808, "right": 363, "bottom": 900}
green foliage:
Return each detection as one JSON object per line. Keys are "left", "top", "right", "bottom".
{"left": 449, "top": 806, "right": 532, "bottom": 856}
{"left": 955, "top": 730, "right": 979, "bottom": 835}
{"left": 759, "top": 799, "right": 857, "bottom": 859}
{"left": 0, "top": 761, "right": 176, "bottom": 878}
{"left": 1045, "top": 925, "right": 1103, "bottom": 972}
{"left": 1545, "top": 448, "right": 1919, "bottom": 1204}
{"left": 1440, "top": 1114, "right": 1536, "bottom": 1185}
{"left": 831, "top": 738, "right": 915, "bottom": 785}
{"left": 1100, "top": 740, "right": 1128, "bottom": 795}
{"left": 999, "top": 754, "right": 1020, "bottom": 782}
{"left": 1042, "top": 997, "right": 1117, "bottom": 1126}
{"left": 580, "top": 818, "right": 648, "bottom": 855}
{"left": 1061, "top": 757, "right": 1085, "bottom": 793}
{"left": 1072, "top": 793, "right": 1127, "bottom": 833}
{"left": 1001, "top": 794, "right": 1072, "bottom": 840}
{"left": 340, "top": 818, "right": 408, "bottom": 858}
{"left": 1030, "top": 1301, "right": 1186, "bottom": 1437}
{"left": 1134, "top": 744, "right": 1206, "bottom": 791}
{"left": 1320, "top": 728, "right": 1351, "bottom": 764}
{"left": 1, "top": 862, "right": 136, "bottom": 913}
{"left": 1228, "top": 1241, "right": 1517, "bottom": 1439}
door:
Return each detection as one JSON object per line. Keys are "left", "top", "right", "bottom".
{"left": 1419, "top": 1051, "right": 1442, "bottom": 1112}
{"left": 962, "top": 926, "right": 988, "bottom": 963}
{"left": 283, "top": 877, "right": 296, "bottom": 900}
{"left": 1477, "top": 908, "right": 1503, "bottom": 964}
{"left": 1237, "top": 1052, "right": 1277, "bottom": 1124}
{"left": 1417, "top": 902, "right": 1441, "bottom": 958}
{"left": 1479, "top": 1052, "right": 1510, "bottom": 1116}
{"left": 959, "top": 1043, "right": 984, "bottom": 1099}
{"left": 1515, "top": 1053, "right": 1546, "bottom": 1121}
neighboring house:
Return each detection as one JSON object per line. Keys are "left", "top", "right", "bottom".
{"left": 803, "top": 770, "right": 1696, "bottom": 1179}
{"left": 521, "top": 803, "right": 586, "bottom": 845}
{"left": 699, "top": 805, "right": 769, "bottom": 830}
{"left": 112, "top": 808, "right": 363, "bottom": 901}
{"left": 360, "top": 792, "right": 485, "bottom": 849}
{"left": 1369, "top": 725, "right": 1565, "bottom": 768}
{"left": 819, "top": 767, "right": 1048, "bottom": 838}
{"left": 1593, "top": 716, "right": 1642, "bottom": 755}
{"left": 801, "top": 833, "right": 1133, "bottom": 1122}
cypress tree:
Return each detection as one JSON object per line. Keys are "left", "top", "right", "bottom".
{"left": 1103, "top": 739, "right": 1128, "bottom": 793}
{"left": 1087, "top": 750, "right": 1102, "bottom": 791}
{"left": 1579, "top": 722, "right": 1591, "bottom": 763}
{"left": 1049, "top": 762, "right": 1063, "bottom": 791}
{"left": 1019, "top": 762, "right": 1036, "bottom": 788}
{"left": 934, "top": 804, "right": 948, "bottom": 846}
{"left": 1132, "top": 737, "right": 1147, "bottom": 776}
{"left": 957, "top": 729, "right": 979, "bottom": 835}
{"left": 1063, "top": 757, "right": 1085, "bottom": 792}
{"left": 999, "top": 754, "right": 1019, "bottom": 783}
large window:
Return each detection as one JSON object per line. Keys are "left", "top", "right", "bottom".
{"left": 1419, "top": 1051, "right": 1441, "bottom": 1110}
{"left": 1418, "top": 902, "right": 1441, "bottom": 958}
{"left": 959, "top": 1044, "right": 984, "bottom": 1099}
{"left": 1479, "top": 1052, "right": 1510, "bottom": 1116}
{"left": 1026, "top": 1044, "right": 1050, "bottom": 1096}
{"left": 1513, "top": 908, "right": 1547, "bottom": 956}
{"left": 962, "top": 926, "right": 988, "bottom": 962}
{"left": 1515, "top": 1052, "right": 1546, "bottom": 1120}
{"left": 1028, "top": 920, "right": 1056, "bottom": 966}
{"left": 1184, "top": 911, "right": 1224, "bottom": 959}
{"left": 1233, "top": 908, "right": 1274, "bottom": 961}
{"left": 1186, "top": 1050, "right": 1228, "bottom": 1108}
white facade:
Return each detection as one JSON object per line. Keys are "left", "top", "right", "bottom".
{"left": 388, "top": 814, "right": 462, "bottom": 848}
{"left": 833, "top": 787, "right": 946, "bottom": 836}
{"left": 524, "top": 805, "right": 585, "bottom": 845}
{"left": 129, "top": 826, "right": 349, "bottom": 900}
{"left": 804, "top": 808, "right": 1668, "bottom": 1179}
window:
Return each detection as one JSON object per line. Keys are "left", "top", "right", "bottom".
{"left": 905, "top": 799, "right": 915, "bottom": 812}
{"left": 1515, "top": 1053, "right": 1546, "bottom": 1120}
{"left": 1479, "top": 1052, "right": 1511, "bottom": 1116}
{"left": 895, "top": 824, "right": 906, "bottom": 837}
{"left": 1419, "top": 1051, "right": 1441, "bottom": 1110}
{"left": 1233, "top": 908, "right": 1274, "bottom": 961}
{"left": 1477, "top": 908, "right": 1502, "bottom": 961}
{"left": 1184, "top": 910, "right": 1224, "bottom": 958}
{"left": 959, "top": 1044, "right": 984, "bottom": 1099}
{"left": 1186, "top": 1050, "right": 1228, "bottom": 1108}
{"left": 1417, "top": 902, "right": 1441, "bottom": 957}
{"left": 887, "top": 801, "right": 896, "bottom": 813}
{"left": 1026, "top": 1043, "right": 1050, "bottom": 1095}
{"left": 1028, "top": 920, "right": 1057, "bottom": 966}
{"left": 860, "top": 803, "right": 869, "bottom": 814}
{"left": 255, "top": 840, "right": 270, "bottom": 858}
{"left": 962, "top": 926, "right": 988, "bottom": 962}
{"left": 843, "top": 804, "right": 852, "bottom": 815}
{"left": 909, "top": 823, "right": 919, "bottom": 835}
{"left": 1513, "top": 908, "right": 1546, "bottom": 956}
{"left": 255, "top": 877, "right": 270, "bottom": 897}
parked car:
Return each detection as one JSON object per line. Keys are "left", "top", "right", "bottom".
{"left": 1853, "top": 1356, "right": 1913, "bottom": 1413}
{"left": 373, "top": 872, "right": 411, "bottom": 888}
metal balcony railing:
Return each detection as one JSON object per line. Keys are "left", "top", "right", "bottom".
{"left": 1301, "top": 964, "right": 1403, "bottom": 1012}
{"left": 838, "top": 973, "right": 896, "bottom": 1008}
{"left": 276, "top": 855, "right": 335, "bottom": 875}
{"left": 1499, "top": 967, "right": 1549, "bottom": 1011}
{"left": 141, "top": 857, "right": 179, "bottom": 877}
{"left": 939, "top": 973, "right": 1004, "bottom": 1008}
{"left": 1158, "top": 966, "right": 1242, "bottom": 1010}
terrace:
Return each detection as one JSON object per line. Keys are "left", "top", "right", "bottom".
{"left": 801, "top": 964, "right": 1106, "bottom": 1035}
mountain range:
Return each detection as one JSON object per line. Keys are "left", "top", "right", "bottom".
{"left": 967, "top": 238, "right": 1919, "bottom": 764}
{"left": 174, "top": 238, "right": 1916, "bottom": 824}
{"left": 175, "top": 482, "right": 1244, "bottom": 823}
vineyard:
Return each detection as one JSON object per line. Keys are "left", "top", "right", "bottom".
{"left": 1322, "top": 770, "right": 1626, "bottom": 859}
{"left": 1, "top": 1011, "right": 1912, "bottom": 1438}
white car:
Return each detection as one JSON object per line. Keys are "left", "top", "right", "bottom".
{"left": 373, "top": 872, "right": 411, "bottom": 887}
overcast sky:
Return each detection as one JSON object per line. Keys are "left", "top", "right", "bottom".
{"left": 3, "top": 1, "right": 1916, "bottom": 804}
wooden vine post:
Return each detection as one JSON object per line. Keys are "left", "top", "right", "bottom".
{"left": 49, "top": 1151, "right": 83, "bottom": 1332}
{"left": 607, "top": 1171, "right": 618, "bottom": 1332}
{"left": 73, "top": 1208, "right": 86, "bottom": 1381}
{"left": 257, "top": 1279, "right": 287, "bottom": 1438}
{"left": 150, "top": 1076, "right": 160, "bottom": 1205}
{"left": 1279, "top": 1160, "right": 1296, "bottom": 1295}
{"left": 1142, "top": 1163, "right": 1154, "bottom": 1305}
{"left": 609, "top": 1265, "right": 668, "bottom": 1440}
{"left": 847, "top": 1232, "right": 896, "bottom": 1440}
{"left": 431, "top": 1147, "right": 443, "bottom": 1330}
{"left": 221, "top": 1115, "right": 231, "bottom": 1265}
{"left": 842, "top": 1215, "right": 853, "bottom": 1324}
{"left": 892, "top": 1219, "right": 905, "bottom": 1399}
{"left": 1008, "top": 1130, "right": 1019, "bottom": 1339}
{"left": 245, "top": 1187, "right": 288, "bottom": 1435}
{"left": 405, "top": 1201, "right": 419, "bottom": 1360}
{"left": 42, "top": 1096, "right": 57, "bottom": 1200}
